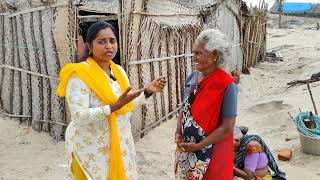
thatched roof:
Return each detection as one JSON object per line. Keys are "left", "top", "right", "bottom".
{"left": 1, "top": 0, "right": 59, "bottom": 11}
{"left": 145, "top": 0, "right": 202, "bottom": 28}
{"left": 1, "top": 0, "right": 120, "bottom": 13}
{"left": 74, "top": 0, "right": 119, "bottom": 13}
{"left": 0, "top": 1, "right": 17, "bottom": 12}
{"left": 172, "top": 0, "right": 249, "bottom": 11}
{"left": 0, "top": 0, "right": 250, "bottom": 15}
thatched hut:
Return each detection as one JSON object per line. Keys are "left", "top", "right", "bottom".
{"left": 0, "top": 0, "right": 267, "bottom": 140}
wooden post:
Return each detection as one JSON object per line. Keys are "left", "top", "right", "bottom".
{"left": 245, "top": 19, "right": 251, "bottom": 70}
{"left": 307, "top": 83, "right": 318, "bottom": 115}
{"left": 125, "top": 0, "right": 146, "bottom": 139}
{"left": 278, "top": 0, "right": 283, "bottom": 28}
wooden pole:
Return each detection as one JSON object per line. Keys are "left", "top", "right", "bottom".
{"left": 307, "top": 83, "right": 318, "bottom": 115}
{"left": 127, "top": 0, "right": 146, "bottom": 138}
{"left": 245, "top": 19, "right": 251, "bottom": 70}
{"left": 278, "top": 0, "right": 283, "bottom": 28}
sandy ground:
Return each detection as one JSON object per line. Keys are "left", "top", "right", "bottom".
{"left": 0, "top": 117, "right": 68, "bottom": 180}
{"left": 1, "top": 14, "right": 320, "bottom": 179}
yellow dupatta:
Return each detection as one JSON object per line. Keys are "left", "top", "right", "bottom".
{"left": 56, "top": 57, "right": 132, "bottom": 180}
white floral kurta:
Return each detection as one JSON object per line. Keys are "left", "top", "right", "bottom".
{"left": 65, "top": 63, "right": 145, "bottom": 180}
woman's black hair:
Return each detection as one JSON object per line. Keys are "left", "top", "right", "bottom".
{"left": 81, "top": 21, "right": 118, "bottom": 61}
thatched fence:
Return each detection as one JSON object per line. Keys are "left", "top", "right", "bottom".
{"left": 242, "top": 1, "right": 267, "bottom": 73}
{"left": 0, "top": 0, "right": 267, "bottom": 141}
{"left": 0, "top": 2, "right": 76, "bottom": 140}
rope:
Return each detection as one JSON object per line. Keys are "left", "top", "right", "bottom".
{"left": 0, "top": 65, "right": 59, "bottom": 80}
{"left": 0, "top": 43, "right": 78, "bottom": 55}
{"left": 0, "top": 109, "right": 68, "bottom": 126}
{"left": 128, "top": 54, "right": 192, "bottom": 65}
{"left": 293, "top": 111, "right": 320, "bottom": 139}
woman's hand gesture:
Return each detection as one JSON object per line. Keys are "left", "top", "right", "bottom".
{"left": 110, "top": 87, "right": 143, "bottom": 112}
{"left": 145, "top": 77, "right": 166, "bottom": 93}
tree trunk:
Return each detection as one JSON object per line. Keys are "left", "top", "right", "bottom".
{"left": 279, "top": 13, "right": 282, "bottom": 28}
{"left": 278, "top": 0, "right": 283, "bottom": 28}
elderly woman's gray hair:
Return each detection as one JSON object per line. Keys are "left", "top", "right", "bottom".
{"left": 195, "top": 29, "right": 231, "bottom": 68}
{"left": 234, "top": 126, "right": 244, "bottom": 140}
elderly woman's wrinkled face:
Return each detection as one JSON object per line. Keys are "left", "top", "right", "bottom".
{"left": 90, "top": 27, "right": 118, "bottom": 62}
{"left": 192, "top": 42, "right": 216, "bottom": 74}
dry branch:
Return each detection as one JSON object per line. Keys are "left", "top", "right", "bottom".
{"left": 287, "top": 73, "right": 320, "bottom": 88}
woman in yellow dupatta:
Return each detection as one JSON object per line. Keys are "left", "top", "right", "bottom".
{"left": 56, "top": 21, "right": 166, "bottom": 180}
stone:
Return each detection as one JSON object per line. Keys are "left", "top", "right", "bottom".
{"left": 278, "top": 148, "right": 293, "bottom": 161}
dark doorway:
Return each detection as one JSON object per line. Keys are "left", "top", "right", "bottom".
{"left": 77, "top": 11, "right": 121, "bottom": 65}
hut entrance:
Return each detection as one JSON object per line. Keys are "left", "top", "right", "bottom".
{"left": 77, "top": 10, "right": 121, "bottom": 65}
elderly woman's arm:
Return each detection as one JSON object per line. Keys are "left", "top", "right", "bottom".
{"left": 234, "top": 167, "right": 255, "bottom": 180}
{"left": 176, "top": 71, "right": 199, "bottom": 145}
{"left": 198, "top": 116, "right": 235, "bottom": 148}
{"left": 180, "top": 82, "right": 237, "bottom": 152}
{"left": 175, "top": 110, "right": 184, "bottom": 145}
{"left": 200, "top": 82, "right": 238, "bottom": 146}
{"left": 179, "top": 117, "right": 234, "bottom": 152}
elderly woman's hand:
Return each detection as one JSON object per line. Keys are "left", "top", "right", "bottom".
{"left": 175, "top": 132, "right": 183, "bottom": 145}
{"left": 179, "top": 142, "right": 202, "bottom": 152}
{"left": 145, "top": 77, "right": 166, "bottom": 93}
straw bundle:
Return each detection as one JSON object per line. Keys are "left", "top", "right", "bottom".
{"left": 41, "top": 7, "right": 67, "bottom": 140}
{"left": 16, "top": 14, "right": 32, "bottom": 124}
{"left": 2, "top": 15, "right": 14, "bottom": 114}
{"left": 0, "top": 15, "right": 5, "bottom": 103}
{"left": 12, "top": 14, "right": 23, "bottom": 123}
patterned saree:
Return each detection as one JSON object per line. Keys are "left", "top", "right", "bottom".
{"left": 175, "top": 69, "right": 235, "bottom": 180}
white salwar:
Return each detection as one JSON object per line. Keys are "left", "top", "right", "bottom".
{"left": 65, "top": 63, "right": 145, "bottom": 180}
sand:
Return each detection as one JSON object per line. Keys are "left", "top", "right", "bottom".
{"left": 0, "top": 116, "right": 68, "bottom": 180}
{"left": 1, "top": 14, "right": 320, "bottom": 179}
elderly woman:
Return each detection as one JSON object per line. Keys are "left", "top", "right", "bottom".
{"left": 233, "top": 127, "right": 270, "bottom": 180}
{"left": 175, "top": 29, "right": 237, "bottom": 179}
{"left": 233, "top": 129, "right": 286, "bottom": 180}
{"left": 56, "top": 21, "right": 166, "bottom": 180}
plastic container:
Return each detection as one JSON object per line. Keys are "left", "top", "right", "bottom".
{"left": 298, "top": 131, "right": 320, "bottom": 156}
